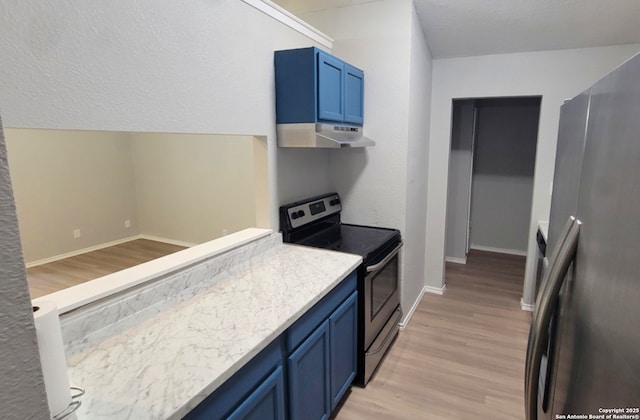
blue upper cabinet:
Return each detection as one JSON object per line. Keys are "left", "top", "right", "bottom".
{"left": 343, "top": 64, "right": 364, "bottom": 125}
{"left": 317, "top": 51, "right": 345, "bottom": 122}
{"left": 275, "top": 47, "right": 364, "bottom": 126}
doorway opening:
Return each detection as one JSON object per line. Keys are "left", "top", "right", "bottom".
{"left": 444, "top": 96, "right": 541, "bottom": 289}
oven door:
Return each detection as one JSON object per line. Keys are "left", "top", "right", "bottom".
{"left": 363, "top": 241, "right": 402, "bottom": 350}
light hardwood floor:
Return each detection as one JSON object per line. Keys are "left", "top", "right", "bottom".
{"left": 27, "top": 239, "right": 186, "bottom": 298}
{"left": 334, "top": 250, "right": 531, "bottom": 420}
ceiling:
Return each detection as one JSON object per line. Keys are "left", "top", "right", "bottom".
{"left": 272, "top": 0, "right": 640, "bottom": 58}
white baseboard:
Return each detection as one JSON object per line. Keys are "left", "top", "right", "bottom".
{"left": 138, "top": 235, "right": 196, "bottom": 248}
{"left": 424, "top": 284, "right": 447, "bottom": 295}
{"left": 399, "top": 286, "right": 427, "bottom": 330}
{"left": 520, "top": 298, "right": 535, "bottom": 312}
{"left": 26, "top": 235, "right": 141, "bottom": 268}
{"left": 399, "top": 284, "right": 448, "bottom": 330}
{"left": 445, "top": 256, "right": 467, "bottom": 264}
{"left": 470, "top": 245, "right": 527, "bottom": 257}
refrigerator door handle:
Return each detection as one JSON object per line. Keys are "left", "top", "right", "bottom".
{"left": 525, "top": 216, "right": 581, "bottom": 420}
{"left": 525, "top": 216, "right": 574, "bottom": 391}
{"left": 535, "top": 217, "right": 576, "bottom": 308}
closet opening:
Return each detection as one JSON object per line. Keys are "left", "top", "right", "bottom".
{"left": 444, "top": 96, "right": 541, "bottom": 292}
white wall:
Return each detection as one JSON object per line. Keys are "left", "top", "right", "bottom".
{"left": 446, "top": 101, "right": 474, "bottom": 262}
{"left": 403, "top": 4, "right": 433, "bottom": 309}
{"left": 130, "top": 133, "right": 256, "bottom": 245}
{"left": 0, "top": 116, "right": 50, "bottom": 418}
{"left": 426, "top": 45, "right": 640, "bottom": 305}
{"left": 470, "top": 99, "right": 539, "bottom": 253}
{"left": 303, "top": 0, "right": 412, "bottom": 228}
{"left": 5, "top": 129, "right": 139, "bottom": 263}
{"left": 296, "top": 0, "right": 434, "bottom": 318}
{"left": 0, "top": 5, "right": 335, "bottom": 414}
{"left": 0, "top": 0, "right": 335, "bottom": 232}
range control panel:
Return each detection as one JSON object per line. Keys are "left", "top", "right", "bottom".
{"left": 286, "top": 193, "right": 342, "bottom": 229}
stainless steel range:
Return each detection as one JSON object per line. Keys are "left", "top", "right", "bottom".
{"left": 280, "top": 193, "right": 402, "bottom": 386}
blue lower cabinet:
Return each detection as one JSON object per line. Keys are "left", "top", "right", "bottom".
{"left": 287, "top": 289, "right": 358, "bottom": 419}
{"left": 329, "top": 292, "right": 358, "bottom": 410}
{"left": 228, "top": 365, "right": 285, "bottom": 420}
{"left": 287, "top": 320, "right": 331, "bottom": 420}
{"left": 186, "top": 272, "right": 358, "bottom": 420}
{"left": 185, "top": 339, "right": 284, "bottom": 420}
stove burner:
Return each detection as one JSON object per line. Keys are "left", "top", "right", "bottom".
{"left": 296, "top": 224, "right": 398, "bottom": 262}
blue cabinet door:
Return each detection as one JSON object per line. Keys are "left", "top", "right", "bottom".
{"left": 228, "top": 365, "right": 286, "bottom": 420}
{"left": 329, "top": 291, "right": 358, "bottom": 410}
{"left": 344, "top": 64, "right": 364, "bottom": 125}
{"left": 185, "top": 339, "right": 284, "bottom": 420}
{"left": 288, "top": 319, "right": 331, "bottom": 420}
{"left": 317, "top": 51, "right": 345, "bottom": 123}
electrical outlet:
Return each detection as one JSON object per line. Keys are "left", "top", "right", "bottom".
{"left": 125, "top": 219, "right": 131, "bottom": 229}
{"left": 73, "top": 229, "right": 81, "bottom": 239}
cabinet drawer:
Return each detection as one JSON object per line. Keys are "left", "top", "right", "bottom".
{"left": 286, "top": 272, "right": 357, "bottom": 352}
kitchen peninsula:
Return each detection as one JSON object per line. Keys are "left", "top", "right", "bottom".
{"left": 48, "top": 230, "right": 361, "bottom": 419}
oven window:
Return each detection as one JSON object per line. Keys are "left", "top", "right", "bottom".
{"left": 371, "top": 255, "right": 398, "bottom": 318}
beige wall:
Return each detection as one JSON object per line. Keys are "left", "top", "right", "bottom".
{"left": 252, "top": 136, "right": 270, "bottom": 229}
{"left": 6, "top": 129, "right": 259, "bottom": 263}
{"left": 5, "top": 129, "right": 139, "bottom": 263}
{"left": 130, "top": 133, "right": 256, "bottom": 245}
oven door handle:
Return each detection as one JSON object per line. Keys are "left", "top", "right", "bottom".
{"left": 366, "top": 241, "right": 403, "bottom": 273}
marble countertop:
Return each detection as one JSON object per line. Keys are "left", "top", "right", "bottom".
{"left": 66, "top": 241, "right": 361, "bottom": 419}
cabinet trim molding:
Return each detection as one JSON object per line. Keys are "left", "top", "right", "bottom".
{"left": 241, "top": 0, "right": 333, "bottom": 49}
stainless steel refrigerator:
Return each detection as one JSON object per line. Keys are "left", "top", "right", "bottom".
{"left": 525, "top": 53, "right": 640, "bottom": 420}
